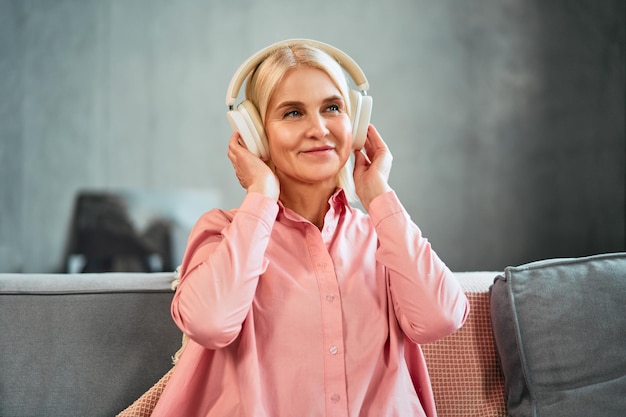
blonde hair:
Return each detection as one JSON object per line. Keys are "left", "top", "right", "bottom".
{"left": 245, "top": 42, "right": 357, "bottom": 202}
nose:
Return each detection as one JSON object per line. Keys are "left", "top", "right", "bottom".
{"left": 304, "top": 113, "right": 329, "bottom": 138}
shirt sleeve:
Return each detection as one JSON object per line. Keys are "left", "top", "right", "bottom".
{"left": 171, "top": 192, "right": 279, "bottom": 349}
{"left": 368, "top": 191, "right": 469, "bottom": 344}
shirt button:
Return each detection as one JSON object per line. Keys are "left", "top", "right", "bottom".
{"left": 329, "top": 346, "right": 338, "bottom": 355}
{"left": 326, "top": 294, "right": 335, "bottom": 302}
{"left": 331, "top": 393, "right": 341, "bottom": 402}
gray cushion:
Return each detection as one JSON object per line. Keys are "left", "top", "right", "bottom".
{"left": 490, "top": 253, "right": 626, "bottom": 417}
{"left": 0, "top": 273, "right": 182, "bottom": 417}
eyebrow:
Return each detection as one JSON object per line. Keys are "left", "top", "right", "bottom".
{"left": 274, "top": 95, "right": 344, "bottom": 111}
{"left": 274, "top": 100, "right": 302, "bottom": 111}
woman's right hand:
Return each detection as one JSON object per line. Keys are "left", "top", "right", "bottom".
{"left": 227, "top": 132, "right": 280, "bottom": 201}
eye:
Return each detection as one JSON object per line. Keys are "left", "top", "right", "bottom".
{"left": 325, "top": 102, "right": 345, "bottom": 114}
{"left": 283, "top": 109, "right": 301, "bottom": 118}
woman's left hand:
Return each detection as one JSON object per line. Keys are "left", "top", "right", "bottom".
{"left": 353, "top": 124, "right": 393, "bottom": 211}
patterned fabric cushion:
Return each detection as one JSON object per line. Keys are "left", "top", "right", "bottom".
{"left": 117, "top": 272, "right": 505, "bottom": 417}
{"left": 422, "top": 272, "right": 506, "bottom": 417}
{"left": 116, "top": 368, "right": 173, "bottom": 417}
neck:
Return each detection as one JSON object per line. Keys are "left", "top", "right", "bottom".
{"left": 279, "top": 181, "right": 337, "bottom": 230}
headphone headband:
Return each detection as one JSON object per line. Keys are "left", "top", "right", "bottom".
{"left": 225, "top": 38, "right": 370, "bottom": 108}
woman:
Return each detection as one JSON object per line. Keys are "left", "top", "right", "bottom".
{"left": 151, "top": 39, "right": 469, "bottom": 417}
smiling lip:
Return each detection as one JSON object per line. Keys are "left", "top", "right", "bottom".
{"left": 301, "top": 146, "right": 334, "bottom": 154}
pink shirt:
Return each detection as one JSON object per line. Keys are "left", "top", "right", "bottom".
{"left": 152, "top": 190, "right": 469, "bottom": 417}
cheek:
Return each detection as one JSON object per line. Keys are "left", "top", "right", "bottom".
{"left": 265, "top": 125, "right": 296, "bottom": 161}
{"left": 335, "top": 117, "right": 354, "bottom": 149}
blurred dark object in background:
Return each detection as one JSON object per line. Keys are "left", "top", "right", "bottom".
{"left": 64, "top": 192, "right": 172, "bottom": 273}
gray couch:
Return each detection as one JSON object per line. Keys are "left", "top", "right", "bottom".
{"left": 0, "top": 272, "right": 181, "bottom": 417}
{"left": 2, "top": 252, "right": 624, "bottom": 417}
{"left": 2, "top": 270, "right": 508, "bottom": 417}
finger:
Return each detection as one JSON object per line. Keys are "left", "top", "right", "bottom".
{"left": 229, "top": 133, "right": 254, "bottom": 160}
{"left": 361, "top": 127, "right": 374, "bottom": 156}
{"left": 365, "top": 124, "right": 387, "bottom": 150}
{"left": 228, "top": 132, "right": 240, "bottom": 150}
{"left": 234, "top": 132, "right": 251, "bottom": 151}
{"left": 361, "top": 126, "right": 381, "bottom": 160}
{"left": 353, "top": 148, "right": 368, "bottom": 167}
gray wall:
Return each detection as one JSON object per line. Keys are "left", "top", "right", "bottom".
{"left": 1, "top": 0, "right": 624, "bottom": 273}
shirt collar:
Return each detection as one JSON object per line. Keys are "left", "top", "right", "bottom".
{"left": 276, "top": 188, "right": 350, "bottom": 226}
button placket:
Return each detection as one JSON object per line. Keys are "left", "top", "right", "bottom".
{"left": 306, "top": 227, "right": 348, "bottom": 415}
{"left": 321, "top": 212, "right": 338, "bottom": 248}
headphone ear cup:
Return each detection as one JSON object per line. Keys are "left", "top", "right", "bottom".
{"left": 349, "top": 90, "right": 363, "bottom": 150}
{"left": 226, "top": 101, "right": 269, "bottom": 161}
{"left": 226, "top": 109, "right": 260, "bottom": 157}
{"left": 350, "top": 91, "right": 372, "bottom": 151}
{"left": 238, "top": 100, "right": 269, "bottom": 160}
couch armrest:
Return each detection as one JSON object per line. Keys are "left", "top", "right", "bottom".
{"left": 422, "top": 272, "right": 506, "bottom": 417}
{"left": 0, "top": 272, "right": 182, "bottom": 417}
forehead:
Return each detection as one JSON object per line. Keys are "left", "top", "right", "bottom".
{"left": 270, "top": 66, "right": 342, "bottom": 103}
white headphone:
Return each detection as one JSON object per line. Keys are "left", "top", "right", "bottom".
{"left": 225, "top": 39, "right": 373, "bottom": 161}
